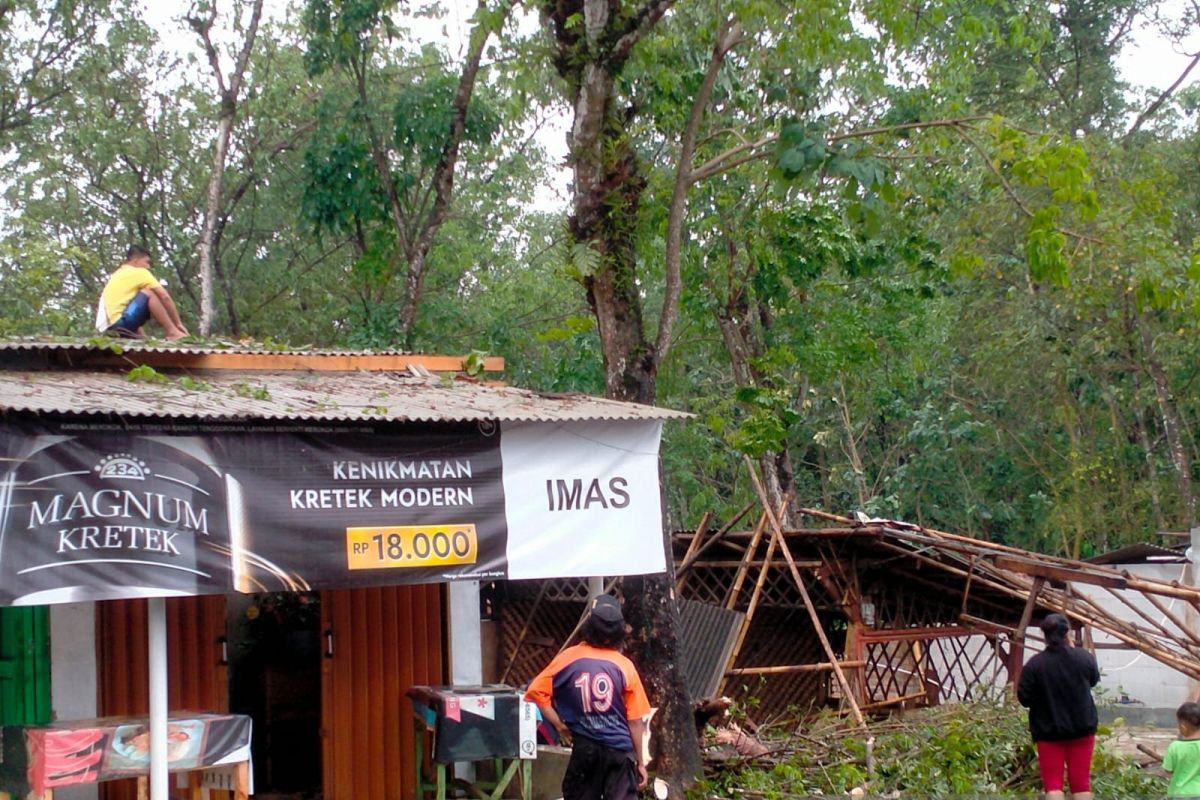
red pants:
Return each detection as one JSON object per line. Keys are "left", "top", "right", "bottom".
{"left": 1036, "top": 734, "right": 1095, "bottom": 793}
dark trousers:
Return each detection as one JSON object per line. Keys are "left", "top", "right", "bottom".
{"left": 562, "top": 735, "right": 638, "bottom": 800}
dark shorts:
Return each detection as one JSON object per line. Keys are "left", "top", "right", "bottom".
{"left": 562, "top": 735, "right": 637, "bottom": 800}
{"left": 111, "top": 291, "right": 150, "bottom": 332}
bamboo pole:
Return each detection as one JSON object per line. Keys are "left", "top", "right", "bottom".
{"left": 1103, "top": 586, "right": 1200, "bottom": 656}
{"left": 725, "top": 660, "right": 868, "bottom": 676}
{"left": 1021, "top": 586, "right": 1200, "bottom": 678}
{"left": 690, "top": 559, "right": 824, "bottom": 569}
{"left": 1009, "top": 577, "right": 1045, "bottom": 691}
{"left": 675, "top": 503, "right": 756, "bottom": 576}
{"left": 858, "top": 691, "right": 928, "bottom": 712}
{"left": 674, "top": 511, "right": 713, "bottom": 591}
{"left": 798, "top": 506, "right": 1200, "bottom": 605}
{"left": 867, "top": 543, "right": 1200, "bottom": 678}
{"left": 790, "top": 507, "right": 1200, "bottom": 681}
{"left": 1142, "top": 589, "right": 1200, "bottom": 648}
{"left": 725, "top": 512, "right": 771, "bottom": 611}
{"left": 717, "top": 500, "right": 786, "bottom": 696}
{"left": 745, "top": 458, "right": 867, "bottom": 730}
{"left": 959, "top": 614, "right": 1018, "bottom": 635}
{"left": 1066, "top": 584, "right": 1198, "bottom": 657}
{"left": 714, "top": 526, "right": 881, "bottom": 538}
{"left": 960, "top": 555, "right": 977, "bottom": 617}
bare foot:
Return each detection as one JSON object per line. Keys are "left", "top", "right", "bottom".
{"left": 166, "top": 330, "right": 188, "bottom": 341}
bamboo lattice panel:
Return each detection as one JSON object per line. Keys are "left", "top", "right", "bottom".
{"left": 861, "top": 631, "right": 1010, "bottom": 706}
{"left": 497, "top": 580, "right": 588, "bottom": 687}
{"left": 725, "top": 608, "right": 831, "bottom": 714}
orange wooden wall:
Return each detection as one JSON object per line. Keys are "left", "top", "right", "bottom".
{"left": 95, "top": 587, "right": 445, "bottom": 800}
{"left": 322, "top": 585, "right": 445, "bottom": 800}
{"left": 95, "top": 596, "right": 229, "bottom": 800}
{"left": 96, "top": 595, "right": 229, "bottom": 715}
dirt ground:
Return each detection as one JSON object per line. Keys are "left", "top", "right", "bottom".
{"left": 1104, "top": 722, "right": 1179, "bottom": 762}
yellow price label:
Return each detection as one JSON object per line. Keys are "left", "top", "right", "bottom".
{"left": 345, "top": 524, "right": 478, "bottom": 570}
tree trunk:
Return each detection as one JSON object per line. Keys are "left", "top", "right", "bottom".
{"left": 1133, "top": 399, "right": 1167, "bottom": 532}
{"left": 190, "top": 0, "right": 265, "bottom": 337}
{"left": 545, "top": 0, "right": 699, "bottom": 791}
{"left": 198, "top": 112, "right": 234, "bottom": 335}
{"left": 1137, "top": 312, "right": 1195, "bottom": 527}
{"left": 837, "top": 382, "right": 870, "bottom": 509}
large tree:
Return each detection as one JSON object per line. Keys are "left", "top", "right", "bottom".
{"left": 300, "top": 0, "right": 517, "bottom": 347}
{"left": 188, "top": 0, "right": 266, "bottom": 336}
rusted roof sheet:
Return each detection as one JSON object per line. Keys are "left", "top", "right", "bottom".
{"left": 0, "top": 371, "right": 688, "bottom": 426}
{"left": 0, "top": 340, "right": 419, "bottom": 357}
{"left": 0, "top": 369, "right": 686, "bottom": 423}
{"left": 0, "top": 371, "right": 686, "bottom": 424}
{"left": 0, "top": 340, "right": 686, "bottom": 423}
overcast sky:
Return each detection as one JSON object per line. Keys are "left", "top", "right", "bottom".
{"left": 142, "top": 0, "right": 1200, "bottom": 92}
{"left": 140, "top": 0, "right": 1196, "bottom": 208}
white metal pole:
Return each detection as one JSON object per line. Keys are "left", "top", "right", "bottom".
{"left": 147, "top": 597, "right": 169, "bottom": 800}
{"left": 587, "top": 576, "right": 604, "bottom": 599}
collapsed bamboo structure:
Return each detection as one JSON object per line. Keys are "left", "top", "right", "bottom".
{"left": 495, "top": 470, "right": 1197, "bottom": 722}
{"left": 673, "top": 486, "right": 1199, "bottom": 718}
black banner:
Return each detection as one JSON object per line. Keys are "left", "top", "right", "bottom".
{"left": 0, "top": 419, "right": 507, "bottom": 605}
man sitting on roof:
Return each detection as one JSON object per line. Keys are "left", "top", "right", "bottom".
{"left": 96, "top": 246, "right": 190, "bottom": 340}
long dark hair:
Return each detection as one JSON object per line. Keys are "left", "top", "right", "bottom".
{"left": 1040, "top": 613, "right": 1070, "bottom": 648}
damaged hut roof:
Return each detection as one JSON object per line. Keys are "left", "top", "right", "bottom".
{"left": 0, "top": 341, "right": 688, "bottom": 424}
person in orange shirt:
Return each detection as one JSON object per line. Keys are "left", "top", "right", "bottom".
{"left": 96, "top": 245, "right": 189, "bottom": 340}
{"left": 526, "top": 595, "right": 650, "bottom": 800}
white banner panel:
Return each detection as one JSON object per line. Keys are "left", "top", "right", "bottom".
{"left": 500, "top": 420, "right": 667, "bottom": 579}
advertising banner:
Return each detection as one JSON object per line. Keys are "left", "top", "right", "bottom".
{"left": 0, "top": 417, "right": 666, "bottom": 606}
{"left": 0, "top": 712, "right": 251, "bottom": 796}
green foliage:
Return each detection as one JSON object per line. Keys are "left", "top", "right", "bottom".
{"left": 176, "top": 376, "right": 211, "bottom": 392}
{"left": 300, "top": 0, "right": 400, "bottom": 76}
{"left": 463, "top": 349, "right": 489, "bottom": 377}
{"left": 693, "top": 701, "right": 1163, "bottom": 800}
{"left": 126, "top": 365, "right": 168, "bottom": 384}
{"left": 3, "top": 0, "right": 1200, "bottom": 563}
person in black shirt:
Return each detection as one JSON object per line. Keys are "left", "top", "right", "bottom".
{"left": 1017, "top": 613, "right": 1100, "bottom": 800}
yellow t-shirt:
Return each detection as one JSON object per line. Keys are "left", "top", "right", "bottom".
{"left": 101, "top": 264, "right": 162, "bottom": 326}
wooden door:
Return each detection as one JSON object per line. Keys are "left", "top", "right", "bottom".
{"left": 321, "top": 585, "right": 444, "bottom": 800}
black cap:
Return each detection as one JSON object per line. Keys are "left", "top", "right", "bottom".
{"left": 590, "top": 594, "right": 624, "bottom": 624}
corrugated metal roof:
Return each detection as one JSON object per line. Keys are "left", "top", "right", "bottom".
{"left": 0, "top": 368, "right": 688, "bottom": 423}
{"left": 677, "top": 598, "right": 744, "bottom": 700}
{"left": 1085, "top": 542, "right": 1189, "bottom": 565}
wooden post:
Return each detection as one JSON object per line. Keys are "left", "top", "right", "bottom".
{"left": 235, "top": 760, "right": 250, "bottom": 800}
{"left": 844, "top": 620, "right": 865, "bottom": 704}
{"left": 744, "top": 457, "right": 868, "bottom": 730}
{"left": 1008, "top": 576, "right": 1045, "bottom": 693}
